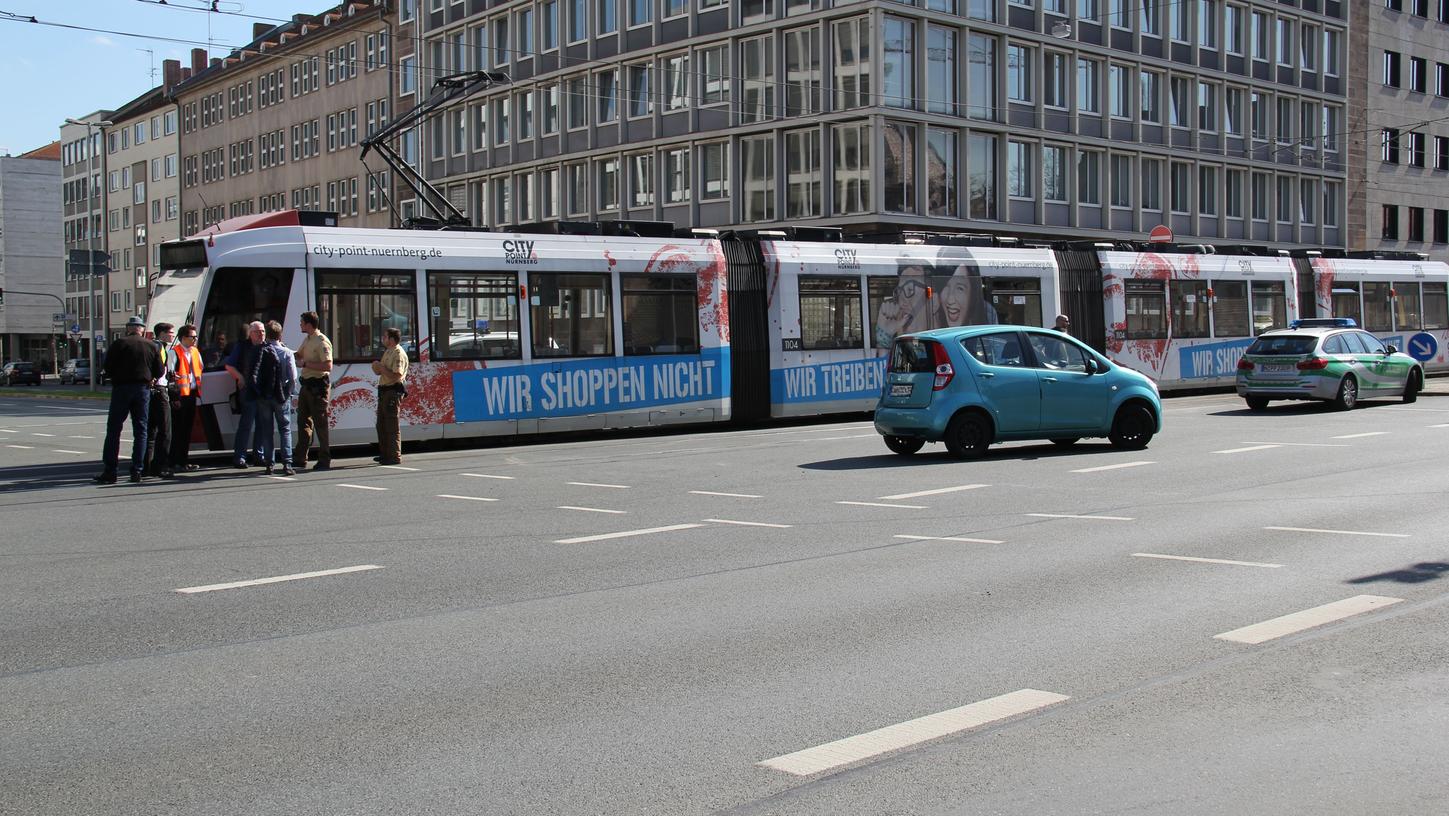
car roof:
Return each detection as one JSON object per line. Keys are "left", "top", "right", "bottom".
{"left": 906, "top": 325, "right": 1054, "bottom": 341}
{"left": 1255, "top": 327, "right": 1349, "bottom": 338}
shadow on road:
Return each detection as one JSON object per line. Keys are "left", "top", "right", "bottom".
{"left": 1208, "top": 399, "right": 1410, "bottom": 417}
{"left": 799, "top": 440, "right": 1125, "bottom": 470}
{"left": 1346, "top": 562, "right": 1449, "bottom": 584}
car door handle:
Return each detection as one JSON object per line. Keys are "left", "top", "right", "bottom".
{"left": 1042, "top": 376, "right": 1058, "bottom": 383}
{"left": 978, "top": 372, "right": 995, "bottom": 379}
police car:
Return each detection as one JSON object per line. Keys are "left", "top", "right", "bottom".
{"left": 1235, "top": 318, "right": 1423, "bottom": 411}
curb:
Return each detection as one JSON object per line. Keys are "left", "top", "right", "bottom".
{"left": 0, "top": 390, "right": 107, "bottom": 402}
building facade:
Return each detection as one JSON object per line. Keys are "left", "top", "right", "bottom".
{"left": 60, "top": 112, "right": 111, "bottom": 362}
{"left": 410, "top": 0, "right": 1348, "bottom": 247}
{"left": 1349, "top": 0, "right": 1449, "bottom": 260}
{"left": 103, "top": 78, "right": 181, "bottom": 339}
{"left": 0, "top": 144, "right": 64, "bottom": 369}
{"left": 173, "top": 1, "right": 399, "bottom": 236}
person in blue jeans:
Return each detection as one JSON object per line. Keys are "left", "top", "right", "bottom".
{"left": 224, "top": 321, "right": 266, "bottom": 469}
{"left": 251, "top": 320, "right": 297, "bottom": 476}
{"left": 96, "top": 316, "right": 162, "bottom": 484}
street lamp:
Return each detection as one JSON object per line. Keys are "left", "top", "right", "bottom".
{"left": 65, "top": 117, "right": 112, "bottom": 389}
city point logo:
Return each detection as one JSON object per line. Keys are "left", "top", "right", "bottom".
{"left": 834, "top": 248, "right": 860, "bottom": 269}
{"left": 503, "top": 239, "right": 539, "bottom": 264}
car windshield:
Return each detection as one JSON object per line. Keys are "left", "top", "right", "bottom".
{"left": 1247, "top": 335, "right": 1317, "bottom": 356}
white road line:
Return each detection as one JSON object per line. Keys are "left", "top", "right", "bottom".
{"left": 567, "top": 481, "right": 631, "bottom": 489}
{"left": 878, "top": 484, "right": 989, "bottom": 501}
{"left": 837, "top": 500, "right": 928, "bottom": 509}
{"left": 1133, "top": 552, "right": 1283, "bottom": 569}
{"left": 1214, "top": 595, "right": 1404, "bottom": 644}
{"left": 557, "top": 505, "right": 627, "bottom": 514}
{"left": 705, "top": 518, "right": 793, "bottom": 528}
{"left": 337, "top": 483, "right": 388, "bottom": 491}
{"left": 1429, "top": 423, "right": 1449, "bottom": 428}
{"left": 690, "top": 490, "right": 764, "bottom": 498}
{"left": 438, "top": 494, "right": 500, "bottom": 502}
{"left": 6, "top": 445, "right": 34, "bottom": 449}
{"left": 894, "top": 534, "right": 1005, "bottom": 544}
{"left": 813, "top": 434, "right": 879, "bottom": 441}
{"left": 1332, "top": 431, "right": 1389, "bottom": 440}
{"left": 379, "top": 464, "right": 420, "bottom": 471}
{"left": 266, "top": 476, "right": 297, "bottom": 482}
{"left": 68, "top": 435, "right": 95, "bottom": 439}
{"left": 31, "top": 432, "right": 55, "bottom": 437}
{"left": 176, "top": 564, "right": 384, "bottom": 594}
{"left": 0, "top": 429, "right": 15, "bottom": 433}
{"left": 1264, "top": 525, "right": 1409, "bottom": 539}
{"left": 758, "top": 689, "right": 1070, "bottom": 777}
{"left": 1240, "top": 441, "right": 1349, "bottom": 447}
{"left": 463, "top": 473, "right": 516, "bottom": 480}
{"left": 53, "top": 449, "right": 88, "bottom": 455}
{"left": 1070, "top": 461, "right": 1154, "bottom": 473}
{"left": 555, "top": 523, "right": 704, "bottom": 544}
{"left": 1025, "top": 513, "right": 1135, "bottom": 521}
{"left": 1213, "top": 444, "right": 1282, "bottom": 454}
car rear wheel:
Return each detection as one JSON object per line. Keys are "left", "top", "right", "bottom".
{"left": 1333, "top": 376, "right": 1358, "bottom": 411}
{"left": 944, "top": 413, "right": 992, "bottom": 459}
{"left": 1245, "top": 396, "right": 1270, "bottom": 411}
{"left": 1108, "top": 404, "right": 1155, "bottom": 450}
{"left": 1403, "top": 369, "right": 1421, "bottom": 404}
{"left": 883, "top": 435, "right": 925, "bottom": 456}
{"left": 1050, "top": 438, "right": 1079, "bottom": 448}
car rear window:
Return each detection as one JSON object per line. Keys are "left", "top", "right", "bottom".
{"left": 889, "top": 338, "right": 935, "bottom": 373}
{"left": 1246, "top": 335, "right": 1316, "bottom": 356}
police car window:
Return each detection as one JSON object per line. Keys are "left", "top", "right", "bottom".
{"left": 1339, "top": 332, "right": 1369, "bottom": 354}
{"left": 963, "top": 333, "right": 1028, "bottom": 368}
{"left": 1027, "top": 334, "right": 1088, "bottom": 372}
{"left": 1322, "top": 335, "right": 1347, "bottom": 355}
{"left": 1357, "top": 332, "right": 1386, "bottom": 354}
{"left": 1247, "top": 335, "right": 1316, "bottom": 355}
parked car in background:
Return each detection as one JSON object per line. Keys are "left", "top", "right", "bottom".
{"left": 0, "top": 361, "right": 43, "bottom": 386}
{"left": 874, "top": 326, "right": 1162, "bottom": 458}
{"left": 59, "top": 358, "right": 103, "bottom": 385}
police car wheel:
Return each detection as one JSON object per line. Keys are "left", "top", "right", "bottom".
{"left": 1403, "top": 370, "right": 1421, "bottom": 404}
{"left": 1333, "top": 376, "right": 1358, "bottom": 411}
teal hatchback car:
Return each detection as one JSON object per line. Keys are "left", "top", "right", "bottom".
{"left": 874, "top": 326, "right": 1163, "bottom": 458}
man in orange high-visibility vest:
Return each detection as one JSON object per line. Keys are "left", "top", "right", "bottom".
{"left": 170, "top": 324, "right": 205, "bottom": 472}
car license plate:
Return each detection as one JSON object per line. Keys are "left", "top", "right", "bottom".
{"left": 890, "top": 383, "right": 913, "bottom": 397}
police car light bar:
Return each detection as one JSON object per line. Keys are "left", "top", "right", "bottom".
{"left": 1289, "top": 318, "right": 1358, "bottom": 329}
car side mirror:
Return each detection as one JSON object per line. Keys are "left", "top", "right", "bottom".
{"left": 1385, "top": 345, "right": 1397, "bottom": 355}
{"left": 1084, "top": 358, "right": 1099, "bottom": 374}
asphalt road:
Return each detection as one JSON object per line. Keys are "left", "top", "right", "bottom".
{"left": 2, "top": 388, "right": 1448, "bottom": 815}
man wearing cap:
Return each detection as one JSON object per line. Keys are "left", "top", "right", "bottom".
{"left": 96, "top": 316, "right": 163, "bottom": 484}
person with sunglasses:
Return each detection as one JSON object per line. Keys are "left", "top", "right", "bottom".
{"left": 170, "top": 324, "right": 205, "bottom": 471}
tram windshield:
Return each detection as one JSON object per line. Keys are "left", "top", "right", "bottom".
{"left": 198, "top": 267, "right": 294, "bottom": 370}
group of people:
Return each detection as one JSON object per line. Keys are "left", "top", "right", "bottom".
{"left": 95, "top": 312, "right": 410, "bottom": 483}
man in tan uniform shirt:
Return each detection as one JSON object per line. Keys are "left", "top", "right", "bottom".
{"left": 294, "top": 311, "right": 334, "bottom": 470}
{"left": 371, "top": 327, "right": 409, "bottom": 465}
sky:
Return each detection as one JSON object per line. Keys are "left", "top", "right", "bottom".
{"left": 0, "top": 0, "right": 315, "bottom": 155}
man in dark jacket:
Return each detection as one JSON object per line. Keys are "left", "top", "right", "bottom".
{"left": 96, "top": 316, "right": 163, "bottom": 484}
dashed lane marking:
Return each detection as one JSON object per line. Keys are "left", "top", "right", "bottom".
{"left": 1133, "top": 553, "right": 1284, "bottom": 569}
{"left": 6, "top": 445, "right": 34, "bottom": 449}
{"left": 337, "top": 483, "right": 388, "bottom": 491}
{"left": 1240, "top": 441, "right": 1348, "bottom": 447}
{"left": 894, "top": 534, "right": 1005, "bottom": 544}
{"left": 438, "top": 494, "right": 500, "bottom": 502}
{"left": 31, "top": 433, "right": 55, "bottom": 437}
{"left": 463, "top": 473, "right": 516, "bottom": 480}
{"left": 557, "top": 505, "right": 626, "bottom": 514}
{"left": 878, "top": 484, "right": 989, "bottom": 501}
{"left": 176, "top": 564, "right": 384, "bottom": 594}
{"left": 380, "top": 464, "right": 420, "bottom": 471}
{"left": 1025, "top": 513, "right": 1135, "bottom": 521}
{"left": 1070, "top": 461, "right": 1154, "bottom": 473}
{"left": 555, "top": 523, "right": 705, "bottom": 544}
{"left": 54, "top": 449, "right": 88, "bottom": 455}
{"left": 690, "top": 490, "right": 764, "bottom": 498}
{"left": 567, "top": 482, "right": 631, "bottom": 489}
{"left": 266, "top": 476, "right": 297, "bottom": 482}
{"left": 836, "top": 500, "right": 927, "bottom": 510}
{"left": 68, "top": 435, "right": 95, "bottom": 439}
{"left": 1332, "top": 431, "right": 1389, "bottom": 440}
{"left": 758, "top": 689, "right": 1070, "bottom": 777}
{"left": 705, "top": 518, "right": 793, "bottom": 528}
{"left": 1214, "top": 595, "right": 1403, "bottom": 644}
{"left": 1213, "top": 444, "right": 1282, "bottom": 454}
{"left": 1264, "top": 525, "right": 1409, "bottom": 539}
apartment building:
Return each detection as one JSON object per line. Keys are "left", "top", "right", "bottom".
{"left": 0, "top": 143, "right": 63, "bottom": 369}
{"left": 1351, "top": 0, "right": 1449, "bottom": 260}
{"left": 103, "top": 75, "right": 181, "bottom": 338}
{"left": 408, "top": 0, "right": 1348, "bottom": 247}
{"left": 60, "top": 112, "right": 111, "bottom": 361}
{"left": 173, "top": 1, "right": 398, "bottom": 235}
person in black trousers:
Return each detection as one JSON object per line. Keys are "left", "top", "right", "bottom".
{"left": 96, "top": 316, "right": 162, "bottom": 484}
{"left": 144, "top": 322, "right": 177, "bottom": 479}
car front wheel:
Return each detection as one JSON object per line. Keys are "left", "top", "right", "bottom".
{"left": 1108, "top": 404, "right": 1156, "bottom": 450}
{"left": 1333, "top": 376, "right": 1358, "bottom": 411}
{"left": 883, "top": 435, "right": 925, "bottom": 455}
{"left": 944, "top": 413, "right": 992, "bottom": 459}
{"left": 1403, "top": 369, "right": 1421, "bottom": 404}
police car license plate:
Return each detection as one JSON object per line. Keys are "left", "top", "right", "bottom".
{"left": 890, "top": 383, "right": 913, "bottom": 397}
{"left": 1258, "top": 364, "right": 1294, "bottom": 376}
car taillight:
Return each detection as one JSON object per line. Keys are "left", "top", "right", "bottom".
{"left": 1297, "top": 357, "right": 1330, "bottom": 370}
{"left": 1237, "top": 358, "right": 1254, "bottom": 371}
{"left": 930, "top": 341, "right": 954, "bottom": 391}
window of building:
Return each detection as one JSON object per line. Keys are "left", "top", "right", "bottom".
{"left": 928, "top": 127, "right": 959, "bottom": 217}
{"left": 1385, "top": 51, "right": 1402, "bottom": 87}
{"left": 968, "top": 132, "right": 997, "bottom": 219}
{"left": 1383, "top": 205, "right": 1400, "bottom": 239}
{"left": 1275, "top": 18, "right": 1292, "bottom": 66}
{"left": 597, "top": 157, "right": 619, "bottom": 210}
{"left": 799, "top": 277, "right": 864, "bottom": 350}
{"left": 883, "top": 17, "right": 915, "bottom": 109}
{"left": 1198, "top": 81, "right": 1217, "bottom": 131}
{"left": 1078, "top": 58, "right": 1100, "bottom": 114}
{"left": 1198, "top": 165, "right": 1217, "bottom": 215}
{"left": 1043, "top": 144, "right": 1068, "bottom": 202}
{"left": 927, "top": 26, "right": 957, "bottom": 115}
{"left": 1109, "top": 64, "right": 1131, "bottom": 118}
{"left": 833, "top": 17, "right": 872, "bottom": 110}
{"left": 741, "top": 35, "right": 776, "bottom": 122}
{"left": 1045, "top": 52, "right": 1068, "bottom": 108}
{"left": 884, "top": 121, "right": 917, "bottom": 212}
{"left": 701, "top": 142, "right": 729, "bottom": 200}
{"left": 1008, "top": 141, "right": 1034, "bottom": 198}
{"left": 1141, "top": 158, "right": 1161, "bottom": 210}
{"left": 428, "top": 272, "right": 520, "bottom": 359}
{"left": 1382, "top": 128, "right": 1401, "bottom": 163}
{"left": 784, "top": 130, "right": 822, "bottom": 217}
{"left": 1169, "top": 76, "right": 1190, "bottom": 127}
{"left": 628, "top": 64, "right": 652, "bottom": 117}
{"left": 1110, "top": 154, "right": 1132, "bottom": 208}
{"left": 598, "top": 0, "right": 616, "bottom": 33}
{"left": 628, "top": 152, "right": 653, "bottom": 208}
{"left": 1141, "top": 70, "right": 1160, "bottom": 123}
{"left": 1411, "top": 57, "right": 1428, "bottom": 93}
{"left": 1170, "top": 161, "right": 1190, "bottom": 213}
{"left": 742, "top": 134, "right": 775, "bottom": 222}
{"left": 1410, "top": 206, "right": 1426, "bottom": 242}
{"left": 1199, "top": 0, "right": 1217, "bottom": 48}
{"left": 834, "top": 122, "right": 870, "bottom": 215}
{"left": 1008, "top": 44, "right": 1033, "bottom": 103}
{"left": 1409, "top": 132, "right": 1426, "bottom": 167}
{"left": 531, "top": 273, "right": 612, "bottom": 357}
{"left": 662, "top": 53, "right": 689, "bottom": 111}
{"left": 967, "top": 33, "right": 997, "bottom": 119}
{"left": 702, "top": 44, "right": 731, "bottom": 107}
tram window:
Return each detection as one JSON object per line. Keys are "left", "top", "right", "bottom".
{"left": 198, "top": 266, "right": 294, "bottom": 371}
{"left": 428, "top": 272, "right": 520, "bottom": 360}
{"left": 1212, "top": 280, "right": 1250, "bottom": 337}
{"left": 621, "top": 275, "right": 699, "bottom": 355}
{"left": 1363, "top": 281, "right": 1393, "bottom": 331}
{"left": 987, "top": 278, "right": 1042, "bottom": 326}
{"left": 1251, "top": 281, "right": 1287, "bottom": 334}
{"left": 1331, "top": 283, "right": 1361, "bottom": 325}
{"left": 799, "top": 276, "right": 864, "bottom": 350}
{"left": 316, "top": 270, "right": 418, "bottom": 363}
{"left": 1395, "top": 282, "right": 1423, "bottom": 331}
{"left": 1124, "top": 280, "right": 1166, "bottom": 339}
{"left": 1424, "top": 282, "right": 1448, "bottom": 329}
{"left": 1170, "top": 280, "right": 1210, "bottom": 338}
{"left": 530, "top": 272, "right": 613, "bottom": 357}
